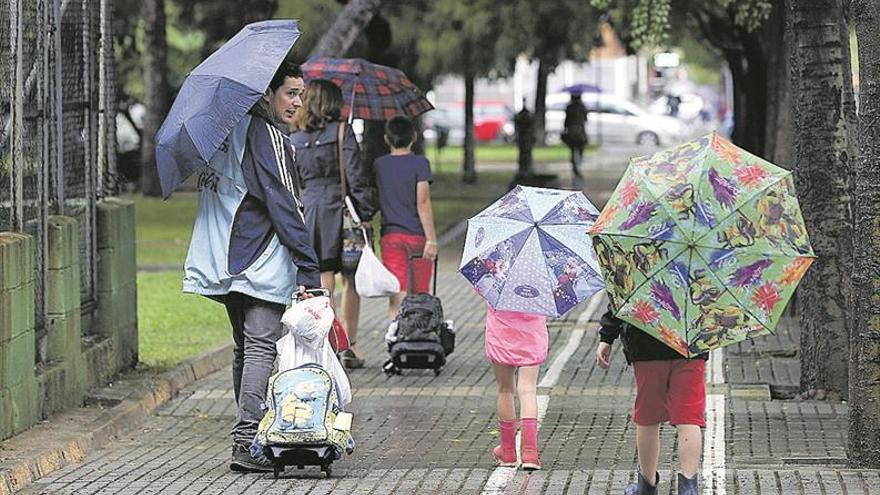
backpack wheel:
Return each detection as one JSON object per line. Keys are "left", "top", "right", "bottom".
{"left": 433, "top": 368, "right": 442, "bottom": 376}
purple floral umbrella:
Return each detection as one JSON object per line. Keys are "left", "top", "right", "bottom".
{"left": 459, "top": 186, "right": 606, "bottom": 318}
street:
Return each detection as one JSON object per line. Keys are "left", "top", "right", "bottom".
{"left": 19, "top": 240, "right": 877, "bottom": 494}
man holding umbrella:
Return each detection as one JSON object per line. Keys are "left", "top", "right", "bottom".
{"left": 156, "top": 21, "right": 321, "bottom": 472}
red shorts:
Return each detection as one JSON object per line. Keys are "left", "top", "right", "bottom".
{"left": 632, "top": 360, "right": 706, "bottom": 427}
{"left": 380, "top": 232, "right": 433, "bottom": 293}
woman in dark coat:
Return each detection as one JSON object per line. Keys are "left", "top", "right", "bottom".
{"left": 290, "top": 79, "right": 377, "bottom": 368}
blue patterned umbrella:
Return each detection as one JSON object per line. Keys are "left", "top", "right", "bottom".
{"left": 155, "top": 20, "right": 300, "bottom": 198}
{"left": 459, "top": 186, "right": 606, "bottom": 318}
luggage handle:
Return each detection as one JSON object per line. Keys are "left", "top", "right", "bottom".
{"left": 407, "top": 253, "right": 438, "bottom": 296}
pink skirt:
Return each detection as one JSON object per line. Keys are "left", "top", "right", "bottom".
{"left": 484, "top": 305, "right": 548, "bottom": 367}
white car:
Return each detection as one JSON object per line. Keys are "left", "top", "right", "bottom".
{"left": 545, "top": 93, "right": 688, "bottom": 146}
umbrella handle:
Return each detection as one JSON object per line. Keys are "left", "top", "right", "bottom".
{"left": 347, "top": 82, "right": 357, "bottom": 124}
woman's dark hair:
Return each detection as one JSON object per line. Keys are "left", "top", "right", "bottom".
{"left": 384, "top": 116, "right": 415, "bottom": 148}
{"left": 269, "top": 60, "right": 303, "bottom": 92}
{"left": 290, "top": 79, "right": 343, "bottom": 132}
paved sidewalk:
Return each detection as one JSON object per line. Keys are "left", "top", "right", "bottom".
{"left": 15, "top": 239, "right": 880, "bottom": 494}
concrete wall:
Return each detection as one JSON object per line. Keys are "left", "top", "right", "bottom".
{"left": 0, "top": 198, "right": 137, "bottom": 440}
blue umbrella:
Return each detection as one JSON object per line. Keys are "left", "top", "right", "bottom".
{"left": 459, "top": 186, "right": 606, "bottom": 318}
{"left": 155, "top": 20, "right": 301, "bottom": 198}
{"left": 561, "top": 83, "right": 602, "bottom": 95}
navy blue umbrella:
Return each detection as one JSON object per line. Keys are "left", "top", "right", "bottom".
{"left": 155, "top": 20, "right": 300, "bottom": 198}
{"left": 561, "top": 83, "right": 602, "bottom": 95}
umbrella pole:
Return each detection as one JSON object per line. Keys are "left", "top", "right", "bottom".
{"left": 348, "top": 82, "right": 356, "bottom": 125}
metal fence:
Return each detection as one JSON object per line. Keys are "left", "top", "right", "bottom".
{"left": 0, "top": 0, "right": 116, "bottom": 355}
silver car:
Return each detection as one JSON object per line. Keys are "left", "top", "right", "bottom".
{"left": 545, "top": 93, "right": 688, "bottom": 146}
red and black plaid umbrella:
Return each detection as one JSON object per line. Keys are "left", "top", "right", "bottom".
{"left": 301, "top": 57, "right": 433, "bottom": 121}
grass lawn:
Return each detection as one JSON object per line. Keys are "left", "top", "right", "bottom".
{"left": 428, "top": 143, "right": 595, "bottom": 171}
{"left": 132, "top": 165, "right": 509, "bottom": 368}
{"left": 137, "top": 271, "right": 230, "bottom": 369}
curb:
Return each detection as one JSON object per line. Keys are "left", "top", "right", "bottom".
{"left": 0, "top": 342, "right": 233, "bottom": 495}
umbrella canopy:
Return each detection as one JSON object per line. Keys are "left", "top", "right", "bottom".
{"left": 589, "top": 132, "right": 815, "bottom": 357}
{"left": 155, "top": 20, "right": 300, "bottom": 198}
{"left": 300, "top": 57, "right": 433, "bottom": 121}
{"left": 561, "top": 83, "right": 602, "bottom": 95}
{"left": 459, "top": 186, "right": 606, "bottom": 318}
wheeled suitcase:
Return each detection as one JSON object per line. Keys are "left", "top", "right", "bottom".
{"left": 383, "top": 254, "right": 455, "bottom": 376}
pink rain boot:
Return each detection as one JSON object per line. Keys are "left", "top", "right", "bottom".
{"left": 520, "top": 417, "right": 542, "bottom": 470}
{"left": 492, "top": 419, "right": 517, "bottom": 466}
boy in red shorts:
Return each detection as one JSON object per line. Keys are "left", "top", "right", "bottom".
{"left": 373, "top": 116, "right": 437, "bottom": 320}
{"left": 595, "top": 306, "right": 707, "bottom": 495}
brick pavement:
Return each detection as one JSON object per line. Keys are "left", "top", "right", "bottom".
{"left": 16, "top": 236, "right": 880, "bottom": 494}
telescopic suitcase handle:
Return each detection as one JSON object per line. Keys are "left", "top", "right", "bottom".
{"left": 408, "top": 253, "right": 438, "bottom": 296}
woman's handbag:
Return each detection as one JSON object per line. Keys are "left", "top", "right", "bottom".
{"left": 336, "top": 123, "right": 366, "bottom": 275}
{"left": 355, "top": 226, "right": 401, "bottom": 298}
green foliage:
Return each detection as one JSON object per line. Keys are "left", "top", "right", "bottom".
{"left": 497, "top": 0, "right": 598, "bottom": 73}
{"left": 417, "top": 0, "right": 505, "bottom": 78}
{"left": 275, "top": 0, "right": 342, "bottom": 61}
{"left": 592, "top": 0, "right": 773, "bottom": 49}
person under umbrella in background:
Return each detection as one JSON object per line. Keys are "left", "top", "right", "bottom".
{"left": 290, "top": 79, "right": 377, "bottom": 369}
{"left": 181, "top": 60, "right": 322, "bottom": 473}
{"left": 562, "top": 92, "right": 589, "bottom": 180}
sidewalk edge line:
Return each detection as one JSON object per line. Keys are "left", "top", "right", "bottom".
{"left": 0, "top": 341, "right": 234, "bottom": 495}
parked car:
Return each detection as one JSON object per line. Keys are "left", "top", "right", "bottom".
{"left": 544, "top": 93, "right": 688, "bottom": 146}
{"left": 423, "top": 100, "right": 514, "bottom": 145}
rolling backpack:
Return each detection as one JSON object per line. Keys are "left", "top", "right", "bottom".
{"left": 383, "top": 254, "right": 455, "bottom": 376}
{"left": 254, "top": 364, "right": 352, "bottom": 477}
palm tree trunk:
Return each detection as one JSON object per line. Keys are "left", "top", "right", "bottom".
{"left": 140, "top": 0, "right": 169, "bottom": 197}
{"left": 310, "top": 0, "right": 383, "bottom": 57}
{"left": 848, "top": 0, "right": 880, "bottom": 468}
{"left": 788, "top": 0, "right": 853, "bottom": 398}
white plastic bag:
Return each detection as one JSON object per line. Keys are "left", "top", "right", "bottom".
{"left": 277, "top": 297, "right": 352, "bottom": 408}
{"left": 355, "top": 234, "right": 401, "bottom": 298}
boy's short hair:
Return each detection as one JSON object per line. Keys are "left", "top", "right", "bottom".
{"left": 385, "top": 116, "right": 416, "bottom": 148}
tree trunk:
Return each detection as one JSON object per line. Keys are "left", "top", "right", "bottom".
{"left": 740, "top": 30, "right": 768, "bottom": 155}
{"left": 532, "top": 58, "right": 550, "bottom": 146}
{"left": 849, "top": 0, "right": 880, "bottom": 468}
{"left": 724, "top": 50, "right": 750, "bottom": 152}
{"left": 463, "top": 66, "right": 477, "bottom": 184}
{"left": 140, "top": 0, "right": 169, "bottom": 197}
{"left": 310, "top": 0, "right": 383, "bottom": 57}
{"left": 789, "top": 0, "right": 852, "bottom": 399}
{"left": 763, "top": 2, "right": 793, "bottom": 167}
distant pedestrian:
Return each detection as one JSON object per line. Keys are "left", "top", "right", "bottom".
{"left": 182, "top": 61, "right": 321, "bottom": 473}
{"left": 373, "top": 115, "right": 437, "bottom": 320}
{"left": 485, "top": 305, "right": 548, "bottom": 470}
{"left": 595, "top": 307, "right": 708, "bottom": 494}
{"left": 562, "top": 92, "right": 588, "bottom": 179}
{"left": 290, "top": 79, "right": 378, "bottom": 369}
{"left": 514, "top": 98, "right": 534, "bottom": 179}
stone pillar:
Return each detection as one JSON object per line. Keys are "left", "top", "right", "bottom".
{"left": 0, "top": 233, "right": 38, "bottom": 440}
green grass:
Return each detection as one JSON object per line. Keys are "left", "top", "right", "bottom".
{"left": 129, "top": 193, "right": 199, "bottom": 267}
{"left": 428, "top": 143, "right": 595, "bottom": 171}
{"left": 137, "top": 271, "right": 230, "bottom": 369}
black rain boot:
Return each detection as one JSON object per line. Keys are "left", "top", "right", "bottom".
{"left": 624, "top": 471, "right": 658, "bottom": 495}
{"left": 677, "top": 473, "right": 699, "bottom": 495}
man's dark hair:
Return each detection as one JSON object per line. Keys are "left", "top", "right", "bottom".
{"left": 384, "top": 116, "right": 415, "bottom": 148}
{"left": 269, "top": 60, "right": 303, "bottom": 92}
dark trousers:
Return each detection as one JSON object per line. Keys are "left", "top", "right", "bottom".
{"left": 222, "top": 292, "right": 285, "bottom": 447}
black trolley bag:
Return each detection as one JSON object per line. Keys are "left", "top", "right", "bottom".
{"left": 383, "top": 254, "right": 455, "bottom": 376}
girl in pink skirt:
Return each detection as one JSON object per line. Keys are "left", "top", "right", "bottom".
{"left": 485, "top": 304, "right": 548, "bottom": 470}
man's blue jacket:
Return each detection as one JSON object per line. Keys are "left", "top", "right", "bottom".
{"left": 183, "top": 114, "right": 321, "bottom": 305}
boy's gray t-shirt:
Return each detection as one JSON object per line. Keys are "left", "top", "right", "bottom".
{"left": 373, "top": 154, "right": 433, "bottom": 236}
